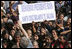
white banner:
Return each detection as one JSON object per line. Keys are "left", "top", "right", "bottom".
{"left": 18, "top": 1, "right": 56, "bottom": 24}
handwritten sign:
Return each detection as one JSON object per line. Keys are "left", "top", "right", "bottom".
{"left": 18, "top": 1, "right": 56, "bottom": 24}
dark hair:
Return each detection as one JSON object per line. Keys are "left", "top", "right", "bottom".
{"left": 2, "top": 30, "right": 9, "bottom": 39}
{"left": 14, "top": 31, "right": 21, "bottom": 37}
{"left": 58, "top": 13, "right": 64, "bottom": 19}
{"left": 2, "top": 40, "right": 7, "bottom": 44}
{"left": 67, "top": 17, "right": 71, "bottom": 20}
{"left": 59, "top": 35, "right": 67, "bottom": 40}
{"left": 1, "top": 23, "right": 5, "bottom": 29}
{"left": 2, "top": 30, "right": 9, "bottom": 35}
{"left": 40, "top": 27, "right": 46, "bottom": 33}
{"left": 51, "top": 29, "right": 56, "bottom": 33}
{"left": 2, "top": 40, "right": 8, "bottom": 48}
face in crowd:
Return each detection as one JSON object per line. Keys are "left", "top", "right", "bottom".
{"left": 27, "top": 29, "right": 32, "bottom": 38}
{"left": 33, "top": 41, "right": 39, "bottom": 48}
{"left": 34, "top": 34, "right": 39, "bottom": 41}
{"left": 41, "top": 28, "right": 46, "bottom": 35}
{"left": 10, "top": 29, "right": 15, "bottom": 37}
{"left": 52, "top": 30, "right": 57, "bottom": 38}
{"left": 59, "top": 14, "right": 64, "bottom": 20}
{"left": 59, "top": 36, "right": 66, "bottom": 43}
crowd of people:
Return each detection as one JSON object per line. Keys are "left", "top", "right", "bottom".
{"left": 1, "top": 1, "right": 71, "bottom": 48}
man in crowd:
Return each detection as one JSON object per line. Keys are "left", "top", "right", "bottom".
{"left": 1, "top": 1, "right": 71, "bottom": 48}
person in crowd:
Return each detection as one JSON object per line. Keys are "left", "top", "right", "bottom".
{"left": 32, "top": 40, "right": 39, "bottom": 48}
{"left": 1, "top": 1, "right": 71, "bottom": 48}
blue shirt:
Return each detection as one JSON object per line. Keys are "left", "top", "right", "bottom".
{"left": 27, "top": 39, "right": 33, "bottom": 48}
